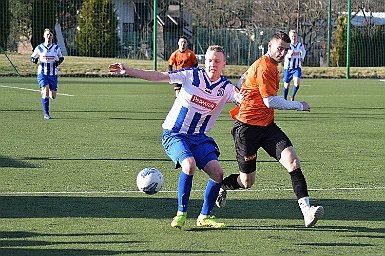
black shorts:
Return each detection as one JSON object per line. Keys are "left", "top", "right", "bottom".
{"left": 232, "top": 119, "right": 293, "bottom": 174}
{"left": 174, "top": 83, "right": 182, "bottom": 90}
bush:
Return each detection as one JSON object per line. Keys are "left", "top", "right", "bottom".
{"left": 76, "top": 0, "right": 120, "bottom": 57}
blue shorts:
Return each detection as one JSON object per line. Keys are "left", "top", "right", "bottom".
{"left": 283, "top": 68, "right": 302, "bottom": 83}
{"left": 37, "top": 74, "right": 58, "bottom": 91}
{"left": 161, "top": 129, "right": 220, "bottom": 170}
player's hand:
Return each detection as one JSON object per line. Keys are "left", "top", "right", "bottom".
{"left": 53, "top": 61, "right": 59, "bottom": 68}
{"left": 31, "top": 57, "right": 38, "bottom": 64}
{"left": 109, "top": 63, "right": 127, "bottom": 75}
{"left": 301, "top": 101, "right": 310, "bottom": 112}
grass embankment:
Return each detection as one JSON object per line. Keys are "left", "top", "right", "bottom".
{"left": 1, "top": 53, "right": 385, "bottom": 78}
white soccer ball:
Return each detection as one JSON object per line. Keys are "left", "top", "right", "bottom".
{"left": 136, "top": 168, "right": 164, "bottom": 195}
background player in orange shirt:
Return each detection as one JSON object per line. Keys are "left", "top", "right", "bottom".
{"left": 168, "top": 36, "right": 198, "bottom": 97}
{"left": 217, "top": 31, "right": 324, "bottom": 228}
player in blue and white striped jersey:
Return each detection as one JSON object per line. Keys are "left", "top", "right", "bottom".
{"left": 283, "top": 30, "right": 306, "bottom": 101}
{"left": 31, "top": 28, "right": 64, "bottom": 119}
{"left": 109, "top": 45, "right": 241, "bottom": 229}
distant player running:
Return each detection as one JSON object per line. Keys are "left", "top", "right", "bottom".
{"left": 31, "top": 28, "right": 64, "bottom": 119}
{"left": 109, "top": 45, "right": 241, "bottom": 230}
{"left": 168, "top": 36, "right": 198, "bottom": 97}
{"left": 283, "top": 30, "right": 306, "bottom": 101}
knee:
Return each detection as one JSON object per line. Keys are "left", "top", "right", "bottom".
{"left": 203, "top": 160, "right": 224, "bottom": 183}
{"left": 181, "top": 157, "right": 196, "bottom": 176}
{"left": 239, "top": 174, "right": 255, "bottom": 189}
{"left": 50, "top": 91, "right": 57, "bottom": 99}
{"left": 280, "top": 147, "right": 301, "bottom": 171}
{"left": 41, "top": 87, "right": 49, "bottom": 98}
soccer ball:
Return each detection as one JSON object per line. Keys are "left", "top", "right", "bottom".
{"left": 136, "top": 168, "right": 164, "bottom": 195}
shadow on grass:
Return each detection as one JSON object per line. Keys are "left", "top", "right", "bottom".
{"left": 0, "top": 231, "right": 220, "bottom": 255}
{"left": 0, "top": 248, "right": 217, "bottom": 256}
{"left": 20, "top": 156, "right": 276, "bottom": 163}
{"left": 0, "top": 156, "right": 38, "bottom": 168}
{"left": 0, "top": 196, "right": 384, "bottom": 224}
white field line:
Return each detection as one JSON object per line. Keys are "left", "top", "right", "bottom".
{"left": 0, "top": 84, "right": 74, "bottom": 96}
{"left": 0, "top": 186, "right": 384, "bottom": 195}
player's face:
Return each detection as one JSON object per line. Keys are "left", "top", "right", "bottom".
{"left": 290, "top": 32, "right": 298, "bottom": 43}
{"left": 44, "top": 31, "right": 53, "bottom": 44}
{"left": 268, "top": 38, "right": 290, "bottom": 63}
{"left": 178, "top": 39, "right": 187, "bottom": 52}
{"left": 204, "top": 50, "right": 226, "bottom": 81}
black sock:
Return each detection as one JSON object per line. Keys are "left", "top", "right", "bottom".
{"left": 223, "top": 174, "right": 242, "bottom": 190}
{"left": 290, "top": 168, "right": 309, "bottom": 199}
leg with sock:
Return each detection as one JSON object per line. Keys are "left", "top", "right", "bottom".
{"left": 42, "top": 97, "right": 50, "bottom": 119}
{"left": 283, "top": 86, "right": 289, "bottom": 100}
{"left": 291, "top": 85, "right": 299, "bottom": 101}
{"left": 290, "top": 168, "right": 324, "bottom": 227}
{"left": 215, "top": 174, "right": 242, "bottom": 208}
{"left": 171, "top": 171, "right": 193, "bottom": 229}
{"left": 197, "top": 178, "right": 226, "bottom": 228}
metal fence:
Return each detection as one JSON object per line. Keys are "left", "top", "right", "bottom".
{"left": 1, "top": 0, "right": 385, "bottom": 76}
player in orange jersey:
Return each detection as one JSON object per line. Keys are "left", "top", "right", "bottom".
{"left": 168, "top": 36, "right": 198, "bottom": 97}
{"left": 216, "top": 31, "right": 324, "bottom": 228}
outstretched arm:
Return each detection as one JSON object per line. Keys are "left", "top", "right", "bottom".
{"left": 109, "top": 63, "right": 170, "bottom": 82}
{"left": 263, "top": 96, "right": 310, "bottom": 111}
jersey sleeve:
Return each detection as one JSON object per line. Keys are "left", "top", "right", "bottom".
{"left": 31, "top": 47, "right": 40, "bottom": 58}
{"left": 57, "top": 47, "right": 63, "bottom": 58}
{"left": 168, "top": 51, "right": 176, "bottom": 66}
{"left": 190, "top": 52, "right": 198, "bottom": 66}
{"left": 168, "top": 69, "right": 187, "bottom": 85}
{"left": 300, "top": 43, "right": 306, "bottom": 58}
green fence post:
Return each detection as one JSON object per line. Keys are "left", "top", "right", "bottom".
{"left": 153, "top": 0, "right": 157, "bottom": 70}
{"left": 327, "top": 0, "right": 332, "bottom": 67}
{"left": 346, "top": 0, "right": 351, "bottom": 79}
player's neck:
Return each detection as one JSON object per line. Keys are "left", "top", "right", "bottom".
{"left": 265, "top": 52, "right": 278, "bottom": 65}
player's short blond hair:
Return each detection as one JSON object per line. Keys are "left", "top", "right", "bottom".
{"left": 44, "top": 28, "right": 53, "bottom": 36}
{"left": 207, "top": 45, "right": 224, "bottom": 53}
{"left": 289, "top": 30, "right": 297, "bottom": 36}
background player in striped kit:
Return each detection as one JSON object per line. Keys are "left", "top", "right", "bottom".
{"left": 283, "top": 30, "right": 306, "bottom": 101}
{"left": 109, "top": 45, "right": 241, "bottom": 229}
{"left": 168, "top": 36, "right": 198, "bottom": 98}
{"left": 31, "top": 28, "right": 64, "bottom": 119}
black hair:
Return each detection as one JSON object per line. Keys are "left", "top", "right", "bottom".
{"left": 270, "top": 31, "right": 290, "bottom": 43}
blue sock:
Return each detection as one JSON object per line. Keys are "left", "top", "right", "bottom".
{"left": 292, "top": 85, "right": 300, "bottom": 97}
{"left": 283, "top": 87, "right": 289, "bottom": 100}
{"left": 42, "top": 98, "right": 49, "bottom": 115}
{"left": 177, "top": 171, "right": 193, "bottom": 213}
{"left": 200, "top": 179, "right": 221, "bottom": 216}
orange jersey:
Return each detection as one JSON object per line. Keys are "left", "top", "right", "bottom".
{"left": 168, "top": 49, "right": 198, "bottom": 70}
{"left": 232, "top": 55, "right": 280, "bottom": 126}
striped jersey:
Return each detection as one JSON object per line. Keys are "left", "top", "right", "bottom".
{"left": 163, "top": 67, "right": 238, "bottom": 134}
{"left": 284, "top": 42, "right": 306, "bottom": 70}
{"left": 31, "top": 43, "right": 63, "bottom": 76}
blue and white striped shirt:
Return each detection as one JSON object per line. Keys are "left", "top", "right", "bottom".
{"left": 284, "top": 42, "right": 306, "bottom": 70}
{"left": 163, "top": 67, "right": 238, "bottom": 134}
{"left": 31, "top": 43, "right": 63, "bottom": 76}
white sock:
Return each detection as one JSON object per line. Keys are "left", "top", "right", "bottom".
{"left": 298, "top": 196, "right": 311, "bottom": 216}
